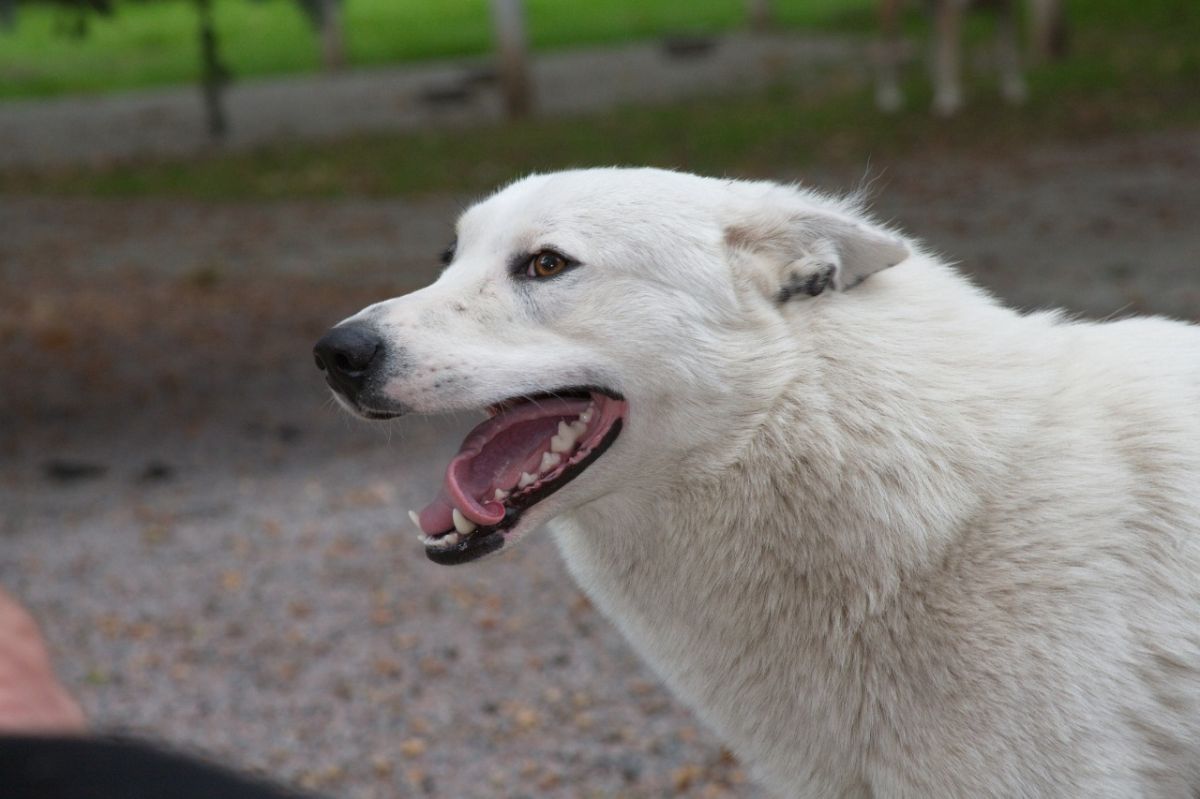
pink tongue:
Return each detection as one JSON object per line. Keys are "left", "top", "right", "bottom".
{"left": 416, "top": 398, "right": 591, "bottom": 534}
{"left": 416, "top": 494, "right": 458, "bottom": 536}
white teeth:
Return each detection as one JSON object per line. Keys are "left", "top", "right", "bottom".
{"left": 550, "top": 420, "right": 578, "bottom": 454}
{"left": 540, "top": 452, "right": 562, "bottom": 473}
{"left": 420, "top": 531, "right": 461, "bottom": 548}
{"left": 580, "top": 406, "right": 594, "bottom": 424}
{"left": 452, "top": 508, "right": 477, "bottom": 534}
{"left": 518, "top": 471, "right": 537, "bottom": 488}
{"left": 569, "top": 420, "right": 587, "bottom": 437}
{"left": 493, "top": 488, "right": 510, "bottom": 501}
{"left": 408, "top": 510, "right": 422, "bottom": 530}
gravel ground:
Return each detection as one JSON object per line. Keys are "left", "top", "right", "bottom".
{"left": 1, "top": 129, "right": 1198, "bottom": 798}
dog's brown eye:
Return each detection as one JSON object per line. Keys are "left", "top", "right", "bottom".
{"left": 528, "top": 251, "right": 569, "bottom": 278}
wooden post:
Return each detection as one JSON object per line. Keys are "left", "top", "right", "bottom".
{"left": 0, "top": 0, "right": 16, "bottom": 31}
{"left": 489, "top": 0, "right": 533, "bottom": 117}
{"left": 317, "top": 0, "right": 346, "bottom": 71}
{"left": 195, "top": 0, "right": 229, "bottom": 140}
{"left": 746, "top": 0, "right": 773, "bottom": 32}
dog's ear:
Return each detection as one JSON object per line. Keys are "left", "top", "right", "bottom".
{"left": 724, "top": 205, "right": 909, "bottom": 302}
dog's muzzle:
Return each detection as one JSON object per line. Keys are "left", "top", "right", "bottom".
{"left": 312, "top": 322, "right": 383, "bottom": 401}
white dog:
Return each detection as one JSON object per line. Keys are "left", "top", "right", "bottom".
{"left": 314, "top": 169, "right": 1200, "bottom": 797}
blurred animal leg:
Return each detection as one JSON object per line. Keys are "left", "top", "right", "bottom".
{"left": 1028, "top": 0, "right": 1068, "bottom": 62}
{"left": 875, "top": 0, "right": 905, "bottom": 112}
{"left": 996, "top": 0, "right": 1027, "bottom": 104}
{"left": 931, "top": 0, "right": 964, "bottom": 116}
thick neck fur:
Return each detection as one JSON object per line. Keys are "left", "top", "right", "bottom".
{"left": 561, "top": 258, "right": 1050, "bottom": 596}
{"left": 551, "top": 258, "right": 1059, "bottom": 794}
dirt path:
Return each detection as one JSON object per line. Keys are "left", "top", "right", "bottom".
{"left": 1, "top": 129, "right": 1198, "bottom": 798}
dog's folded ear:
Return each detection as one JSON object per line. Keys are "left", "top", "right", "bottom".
{"left": 724, "top": 202, "right": 910, "bottom": 302}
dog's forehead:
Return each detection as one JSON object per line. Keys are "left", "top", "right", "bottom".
{"left": 456, "top": 169, "right": 721, "bottom": 249}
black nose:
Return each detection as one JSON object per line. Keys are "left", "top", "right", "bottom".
{"left": 313, "top": 323, "right": 383, "bottom": 399}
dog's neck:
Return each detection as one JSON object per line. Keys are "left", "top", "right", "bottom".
{"left": 550, "top": 262, "right": 1047, "bottom": 783}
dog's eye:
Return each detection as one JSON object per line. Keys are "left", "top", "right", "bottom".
{"left": 527, "top": 251, "right": 569, "bottom": 279}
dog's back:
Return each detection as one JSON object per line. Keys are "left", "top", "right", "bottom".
{"left": 925, "top": 312, "right": 1200, "bottom": 795}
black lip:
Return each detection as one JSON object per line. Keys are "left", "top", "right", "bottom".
{"left": 424, "top": 414, "right": 624, "bottom": 566}
{"left": 425, "top": 529, "right": 505, "bottom": 566}
{"left": 360, "top": 408, "right": 402, "bottom": 420}
{"left": 490, "top": 385, "right": 625, "bottom": 409}
{"left": 327, "top": 384, "right": 404, "bottom": 420}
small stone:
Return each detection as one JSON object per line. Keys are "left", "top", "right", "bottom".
{"left": 276, "top": 423, "right": 302, "bottom": 443}
{"left": 400, "top": 737, "right": 427, "bottom": 758}
{"left": 513, "top": 706, "right": 539, "bottom": 731}
{"left": 141, "top": 524, "right": 171, "bottom": 546}
{"left": 138, "top": 461, "right": 174, "bottom": 482}
{"left": 371, "top": 754, "right": 393, "bottom": 778}
{"left": 536, "top": 771, "right": 562, "bottom": 791}
{"left": 672, "top": 764, "right": 704, "bottom": 793}
{"left": 372, "top": 657, "right": 402, "bottom": 678}
{"left": 43, "top": 459, "right": 106, "bottom": 483}
{"left": 418, "top": 657, "right": 446, "bottom": 678}
{"left": 628, "top": 678, "right": 657, "bottom": 695}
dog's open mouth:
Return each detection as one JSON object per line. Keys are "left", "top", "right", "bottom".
{"left": 412, "top": 388, "right": 627, "bottom": 565}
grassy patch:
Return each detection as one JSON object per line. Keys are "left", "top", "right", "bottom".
{"left": 0, "top": 0, "right": 873, "bottom": 99}
{"left": 1, "top": 0, "right": 1197, "bottom": 199}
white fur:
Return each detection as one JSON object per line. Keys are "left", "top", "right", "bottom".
{"left": 349, "top": 168, "right": 1200, "bottom": 797}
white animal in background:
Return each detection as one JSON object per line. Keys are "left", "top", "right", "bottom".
{"left": 876, "top": 0, "right": 1065, "bottom": 115}
{"left": 315, "top": 168, "right": 1200, "bottom": 797}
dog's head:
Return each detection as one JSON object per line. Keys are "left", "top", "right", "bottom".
{"left": 314, "top": 168, "right": 909, "bottom": 564}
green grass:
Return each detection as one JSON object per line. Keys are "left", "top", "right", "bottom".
{"left": 2, "top": 0, "right": 1197, "bottom": 200}
{"left": 0, "top": 0, "right": 873, "bottom": 99}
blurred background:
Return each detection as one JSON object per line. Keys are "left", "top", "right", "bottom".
{"left": 1, "top": 1, "right": 1197, "bottom": 796}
